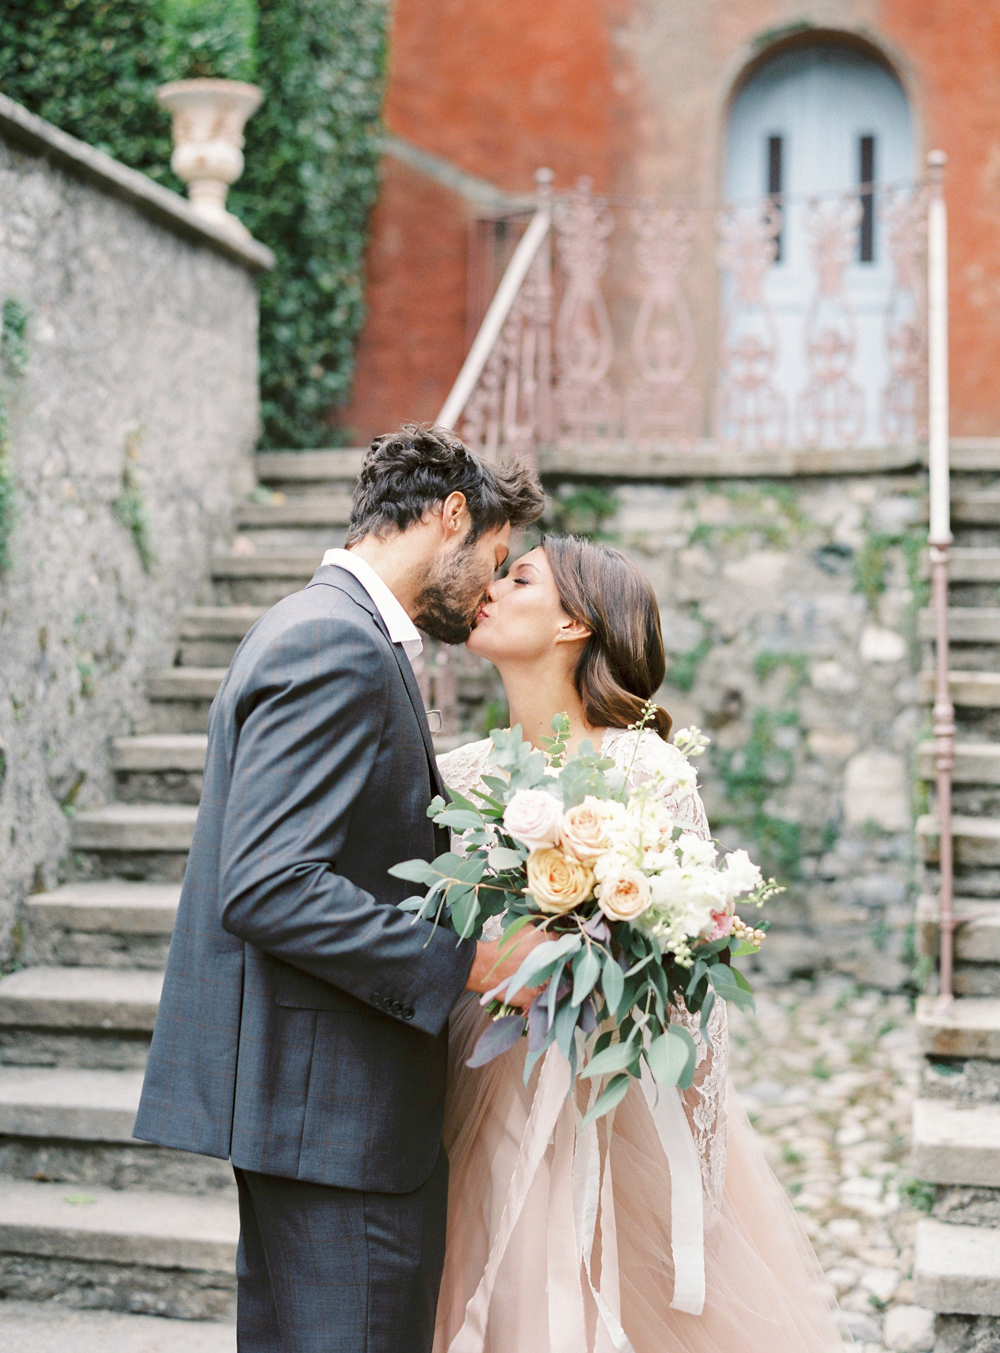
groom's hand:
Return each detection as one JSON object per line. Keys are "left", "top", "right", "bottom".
{"left": 465, "top": 925, "right": 549, "bottom": 1011}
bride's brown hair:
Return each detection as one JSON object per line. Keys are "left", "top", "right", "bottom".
{"left": 541, "top": 534, "right": 672, "bottom": 741}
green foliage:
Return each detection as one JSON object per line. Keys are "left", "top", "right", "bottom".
{"left": 715, "top": 708, "right": 803, "bottom": 879}
{"left": 0, "top": 1, "right": 174, "bottom": 185}
{"left": 665, "top": 629, "right": 711, "bottom": 693}
{"left": 854, "top": 527, "right": 929, "bottom": 616}
{"left": 899, "top": 1176, "right": 935, "bottom": 1214}
{"left": 1, "top": 300, "right": 30, "bottom": 376}
{"left": 113, "top": 433, "right": 157, "bottom": 573}
{"left": 233, "top": 0, "right": 389, "bottom": 447}
{"left": 162, "top": 0, "right": 257, "bottom": 81}
{"left": 0, "top": 295, "right": 30, "bottom": 575}
{"left": 753, "top": 648, "right": 808, "bottom": 695}
{"left": 547, "top": 485, "right": 619, "bottom": 540}
{"left": 0, "top": 1, "right": 391, "bottom": 449}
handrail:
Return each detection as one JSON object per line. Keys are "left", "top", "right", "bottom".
{"left": 437, "top": 168, "right": 553, "bottom": 432}
{"left": 926, "top": 150, "right": 956, "bottom": 1005}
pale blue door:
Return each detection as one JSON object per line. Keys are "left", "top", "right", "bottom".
{"left": 723, "top": 44, "right": 916, "bottom": 449}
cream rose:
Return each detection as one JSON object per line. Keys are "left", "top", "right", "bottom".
{"left": 526, "top": 847, "right": 595, "bottom": 915}
{"left": 598, "top": 867, "right": 653, "bottom": 922}
{"left": 559, "top": 797, "right": 611, "bottom": 863}
{"left": 502, "top": 789, "right": 565, "bottom": 851}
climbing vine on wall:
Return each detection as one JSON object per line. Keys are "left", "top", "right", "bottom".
{"left": 0, "top": 298, "right": 30, "bottom": 575}
{"left": 0, "top": 0, "right": 390, "bottom": 450}
{"left": 232, "top": 0, "right": 389, "bottom": 448}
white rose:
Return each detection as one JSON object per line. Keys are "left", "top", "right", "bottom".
{"left": 720, "top": 849, "right": 763, "bottom": 898}
{"left": 502, "top": 788, "right": 565, "bottom": 851}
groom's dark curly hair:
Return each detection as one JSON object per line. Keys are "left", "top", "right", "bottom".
{"left": 345, "top": 424, "right": 545, "bottom": 545}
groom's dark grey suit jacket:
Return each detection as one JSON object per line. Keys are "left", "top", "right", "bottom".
{"left": 134, "top": 564, "right": 476, "bottom": 1194}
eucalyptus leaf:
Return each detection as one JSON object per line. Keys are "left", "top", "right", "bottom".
{"left": 436, "top": 809, "right": 486, "bottom": 831}
{"left": 466, "top": 1014, "right": 526, "bottom": 1068}
{"left": 646, "top": 1026, "right": 695, "bottom": 1087}
{"left": 571, "top": 946, "right": 602, "bottom": 1008}
{"left": 602, "top": 953, "right": 625, "bottom": 1017}
{"left": 488, "top": 846, "right": 524, "bottom": 871}
{"left": 581, "top": 1074, "right": 631, "bottom": 1129}
{"left": 579, "top": 1040, "right": 641, "bottom": 1080}
{"left": 387, "top": 859, "right": 437, "bottom": 884}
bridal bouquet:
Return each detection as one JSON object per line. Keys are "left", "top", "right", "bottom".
{"left": 391, "top": 707, "right": 778, "bottom": 1124}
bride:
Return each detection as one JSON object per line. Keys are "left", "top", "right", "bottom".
{"left": 432, "top": 535, "right": 849, "bottom": 1353}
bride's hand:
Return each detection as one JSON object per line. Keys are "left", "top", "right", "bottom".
{"left": 465, "top": 925, "right": 548, "bottom": 1011}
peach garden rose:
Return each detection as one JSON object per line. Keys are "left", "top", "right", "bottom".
{"left": 559, "top": 797, "right": 611, "bottom": 863}
{"left": 597, "top": 866, "right": 653, "bottom": 922}
{"left": 526, "top": 847, "right": 595, "bottom": 915}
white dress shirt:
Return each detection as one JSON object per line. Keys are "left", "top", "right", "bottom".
{"left": 320, "top": 548, "right": 423, "bottom": 662}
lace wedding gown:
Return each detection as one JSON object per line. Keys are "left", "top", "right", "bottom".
{"left": 433, "top": 730, "right": 849, "bottom": 1353}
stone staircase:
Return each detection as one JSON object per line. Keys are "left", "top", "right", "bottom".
{"left": 912, "top": 452, "right": 1000, "bottom": 1346}
{"left": 0, "top": 451, "right": 362, "bottom": 1319}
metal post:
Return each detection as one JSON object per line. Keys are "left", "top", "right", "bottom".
{"left": 534, "top": 168, "right": 555, "bottom": 446}
{"left": 926, "top": 150, "right": 955, "bottom": 1005}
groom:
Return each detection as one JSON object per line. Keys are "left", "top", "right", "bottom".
{"left": 134, "top": 426, "right": 546, "bottom": 1352}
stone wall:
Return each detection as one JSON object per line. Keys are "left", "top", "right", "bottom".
{"left": 459, "top": 466, "right": 928, "bottom": 989}
{"left": 0, "top": 101, "right": 266, "bottom": 962}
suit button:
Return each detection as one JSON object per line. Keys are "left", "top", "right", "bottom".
{"left": 402, "top": 1006, "right": 415, "bottom": 1021}
{"left": 371, "top": 992, "right": 382, "bottom": 1005}
{"left": 391, "top": 1001, "right": 403, "bottom": 1015}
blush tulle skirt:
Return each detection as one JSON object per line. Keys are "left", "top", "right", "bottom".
{"left": 433, "top": 995, "right": 850, "bottom": 1353}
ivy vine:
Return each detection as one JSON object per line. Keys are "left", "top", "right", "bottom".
{"left": 0, "top": 298, "right": 30, "bottom": 575}
{"left": 0, "top": 0, "right": 390, "bottom": 450}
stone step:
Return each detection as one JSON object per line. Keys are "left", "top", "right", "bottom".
{"left": 236, "top": 493, "right": 352, "bottom": 528}
{"left": 210, "top": 551, "right": 319, "bottom": 606}
{"left": 111, "top": 734, "right": 207, "bottom": 773}
{"left": 912, "top": 1098, "right": 1000, "bottom": 1187}
{"left": 111, "top": 735, "right": 206, "bottom": 804}
{"left": 70, "top": 803, "right": 196, "bottom": 855}
{"left": 23, "top": 881, "right": 180, "bottom": 969}
{"left": 918, "top": 741, "right": 1000, "bottom": 782}
{"left": 914, "top": 1217, "right": 1000, "bottom": 1316}
{"left": 916, "top": 895, "right": 1000, "bottom": 964}
{"left": 1, "top": 1301, "right": 235, "bottom": 1353}
{"left": 177, "top": 605, "right": 262, "bottom": 666}
{"left": 916, "top": 995, "right": 1000, "bottom": 1060}
{"left": 0, "top": 967, "right": 162, "bottom": 1033}
{"left": 918, "top": 608, "right": 1000, "bottom": 643}
{"left": 948, "top": 548, "right": 1000, "bottom": 582}
{"left": 0, "top": 1178, "right": 237, "bottom": 1319}
{"left": 917, "top": 814, "right": 1000, "bottom": 867}
{"left": 920, "top": 670, "right": 1000, "bottom": 708}
{"left": 0, "top": 1067, "right": 144, "bottom": 1143}
{"left": 953, "top": 488, "right": 1000, "bottom": 525}
{"left": 255, "top": 448, "right": 365, "bottom": 494}
{"left": 950, "top": 438, "right": 1000, "bottom": 473}
{"left": 147, "top": 669, "right": 227, "bottom": 702}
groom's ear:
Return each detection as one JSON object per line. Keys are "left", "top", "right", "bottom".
{"left": 439, "top": 491, "right": 471, "bottom": 540}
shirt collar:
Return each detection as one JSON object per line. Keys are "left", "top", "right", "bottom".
{"left": 321, "top": 548, "right": 423, "bottom": 661}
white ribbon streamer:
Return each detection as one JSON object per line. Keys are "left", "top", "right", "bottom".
{"left": 448, "top": 1045, "right": 707, "bottom": 1352}
{"left": 640, "top": 1064, "right": 706, "bottom": 1315}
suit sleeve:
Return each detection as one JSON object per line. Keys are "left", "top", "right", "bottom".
{"left": 218, "top": 613, "right": 475, "bottom": 1038}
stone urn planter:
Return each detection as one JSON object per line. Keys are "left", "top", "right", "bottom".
{"left": 157, "top": 78, "right": 262, "bottom": 239}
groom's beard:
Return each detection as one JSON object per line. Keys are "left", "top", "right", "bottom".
{"left": 413, "top": 542, "right": 486, "bottom": 645}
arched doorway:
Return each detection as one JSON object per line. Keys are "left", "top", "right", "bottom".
{"left": 720, "top": 42, "right": 917, "bottom": 450}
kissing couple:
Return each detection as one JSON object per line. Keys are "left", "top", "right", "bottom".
{"left": 135, "top": 427, "right": 848, "bottom": 1352}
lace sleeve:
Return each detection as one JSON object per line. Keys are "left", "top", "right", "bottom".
{"left": 602, "top": 729, "right": 712, "bottom": 841}
{"left": 671, "top": 996, "right": 729, "bottom": 1228}
{"left": 436, "top": 739, "right": 493, "bottom": 803}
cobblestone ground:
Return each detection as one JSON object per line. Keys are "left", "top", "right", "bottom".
{"left": 730, "top": 975, "right": 926, "bottom": 1352}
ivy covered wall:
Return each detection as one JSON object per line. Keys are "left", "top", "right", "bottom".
{"left": 0, "top": 0, "right": 389, "bottom": 448}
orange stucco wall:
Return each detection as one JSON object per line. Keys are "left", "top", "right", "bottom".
{"left": 339, "top": 0, "right": 1000, "bottom": 444}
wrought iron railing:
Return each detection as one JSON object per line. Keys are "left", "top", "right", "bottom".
{"left": 438, "top": 168, "right": 932, "bottom": 461}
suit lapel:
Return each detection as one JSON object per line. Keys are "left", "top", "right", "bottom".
{"left": 309, "top": 565, "right": 448, "bottom": 802}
